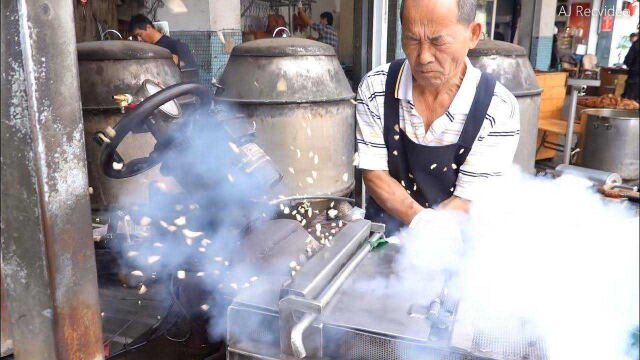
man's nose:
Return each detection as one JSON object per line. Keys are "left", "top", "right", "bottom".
{"left": 418, "top": 42, "right": 435, "bottom": 65}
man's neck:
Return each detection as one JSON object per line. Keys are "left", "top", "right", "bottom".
{"left": 151, "top": 31, "right": 164, "bottom": 44}
{"left": 413, "top": 60, "right": 467, "bottom": 102}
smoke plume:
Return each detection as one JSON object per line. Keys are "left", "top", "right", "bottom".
{"left": 397, "top": 167, "right": 639, "bottom": 359}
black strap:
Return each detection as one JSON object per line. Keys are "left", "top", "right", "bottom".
{"left": 383, "top": 59, "right": 406, "bottom": 144}
{"left": 457, "top": 72, "right": 497, "bottom": 148}
{"left": 385, "top": 61, "right": 496, "bottom": 150}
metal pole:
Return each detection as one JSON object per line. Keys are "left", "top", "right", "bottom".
{"left": 355, "top": 0, "right": 371, "bottom": 209}
{"left": 1, "top": 0, "right": 104, "bottom": 359}
{"left": 288, "top": 0, "right": 292, "bottom": 33}
{"left": 490, "top": 0, "right": 497, "bottom": 40}
{"left": 563, "top": 86, "right": 579, "bottom": 164}
{"left": 358, "top": 0, "right": 389, "bottom": 210}
{"left": 359, "top": 0, "right": 370, "bottom": 76}
{"left": 371, "top": 0, "right": 388, "bottom": 67}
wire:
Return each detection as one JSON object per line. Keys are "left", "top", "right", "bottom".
{"left": 164, "top": 273, "right": 192, "bottom": 342}
{"left": 105, "top": 273, "right": 193, "bottom": 358}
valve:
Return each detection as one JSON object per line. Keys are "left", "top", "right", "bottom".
{"left": 112, "top": 94, "right": 133, "bottom": 113}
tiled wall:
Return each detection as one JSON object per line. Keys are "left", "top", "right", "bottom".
{"left": 531, "top": 36, "right": 554, "bottom": 71}
{"left": 171, "top": 30, "right": 243, "bottom": 86}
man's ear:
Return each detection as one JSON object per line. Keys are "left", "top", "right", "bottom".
{"left": 468, "top": 22, "right": 483, "bottom": 48}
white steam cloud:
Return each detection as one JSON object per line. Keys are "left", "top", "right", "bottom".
{"left": 397, "top": 167, "right": 639, "bottom": 360}
{"left": 109, "top": 99, "right": 637, "bottom": 360}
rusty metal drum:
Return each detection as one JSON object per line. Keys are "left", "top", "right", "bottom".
{"left": 468, "top": 40, "right": 543, "bottom": 174}
{"left": 215, "top": 38, "right": 356, "bottom": 198}
{"left": 77, "top": 41, "right": 182, "bottom": 209}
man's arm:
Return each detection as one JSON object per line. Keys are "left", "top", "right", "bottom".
{"left": 363, "top": 170, "right": 424, "bottom": 225}
{"left": 356, "top": 67, "right": 426, "bottom": 225}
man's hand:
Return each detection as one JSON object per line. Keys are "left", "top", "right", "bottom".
{"left": 395, "top": 208, "right": 464, "bottom": 272}
{"left": 364, "top": 170, "right": 472, "bottom": 225}
{"left": 297, "top": 5, "right": 313, "bottom": 26}
{"left": 363, "top": 170, "right": 424, "bottom": 225}
{"left": 438, "top": 195, "right": 470, "bottom": 213}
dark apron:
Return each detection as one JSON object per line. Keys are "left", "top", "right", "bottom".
{"left": 365, "top": 59, "right": 497, "bottom": 235}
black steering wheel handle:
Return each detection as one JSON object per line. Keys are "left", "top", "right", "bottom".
{"left": 100, "top": 82, "right": 211, "bottom": 179}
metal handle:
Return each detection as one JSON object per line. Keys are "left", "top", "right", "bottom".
{"left": 101, "top": 29, "right": 122, "bottom": 40}
{"left": 593, "top": 121, "right": 612, "bottom": 130}
{"left": 289, "top": 232, "right": 383, "bottom": 358}
{"left": 273, "top": 27, "right": 291, "bottom": 37}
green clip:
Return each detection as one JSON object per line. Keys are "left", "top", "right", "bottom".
{"left": 368, "top": 235, "right": 388, "bottom": 250}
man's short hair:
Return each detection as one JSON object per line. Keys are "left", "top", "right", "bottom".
{"left": 400, "top": 0, "right": 477, "bottom": 25}
{"left": 128, "top": 14, "right": 154, "bottom": 34}
{"left": 320, "top": 11, "right": 334, "bottom": 26}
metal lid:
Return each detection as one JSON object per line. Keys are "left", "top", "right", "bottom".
{"left": 468, "top": 40, "right": 527, "bottom": 57}
{"left": 215, "top": 38, "right": 352, "bottom": 104}
{"left": 77, "top": 40, "right": 173, "bottom": 61}
{"left": 231, "top": 38, "right": 336, "bottom": 57}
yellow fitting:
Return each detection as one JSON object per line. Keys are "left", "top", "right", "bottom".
{"left": 112, "top": 94, "right": 133, "bottom": 112}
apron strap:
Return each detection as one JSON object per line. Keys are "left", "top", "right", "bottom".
{"left": 457, "top": 72, "right": 497, "bottom": 148}
{"left": 383, "top": 59, "right": 407, "bottom": 142}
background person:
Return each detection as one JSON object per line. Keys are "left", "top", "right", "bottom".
{"left": 623, "top": 31, "right": 639, "bottom": 101}
{"left": 128, "top": 14, "right": 198, "bottom": 72}
{"left": 296, "top": 7, "right": 339, "bottom": 53}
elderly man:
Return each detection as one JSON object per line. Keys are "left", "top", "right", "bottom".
{"left": 356, "top": 0, "right": 520, "bottom": 234}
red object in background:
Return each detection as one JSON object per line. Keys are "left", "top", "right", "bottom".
{"left": 79, "top": 0, "right": 88, "bottom": 6}
{"left": 625, "top": 1, "right": 638, "bottom": 16}
{"left": 569, "top": 2, "right": 592, "bottom": 38}
{"left": 600, "top": 14, "right": 615, "bottom": 32}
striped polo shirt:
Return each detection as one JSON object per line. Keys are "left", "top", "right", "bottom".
{"left": 355, "top": 58, "right": 520, "bottom": 201}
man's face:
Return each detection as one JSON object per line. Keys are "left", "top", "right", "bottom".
{"left": 132, "top": 25, "right": 155, "bottom": 43}
{"left": 401, "top": 0, "right": 481, "bottom": 88}
{"left": 320, "top": 17, "right": 328, "bottom": 25}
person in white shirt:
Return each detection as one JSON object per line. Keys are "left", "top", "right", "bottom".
{"left": 356, "top": 0, "right": 520, "bottom": 235}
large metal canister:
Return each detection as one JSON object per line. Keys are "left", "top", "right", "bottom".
{"left": 78, "top": 41, "right": 182, "bottom": 209}
{"left": 468, "top": 40, "right": 542, "bottom": 174}
{"left": 215, "top": 38, "right": 356, "bottom": 198}
{"left": 580, "top": 109, "right": 639, "bottom": 180}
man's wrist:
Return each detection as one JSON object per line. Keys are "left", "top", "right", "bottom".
{"left": 408, "top": 207, "right": 431, "bottom": 228}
